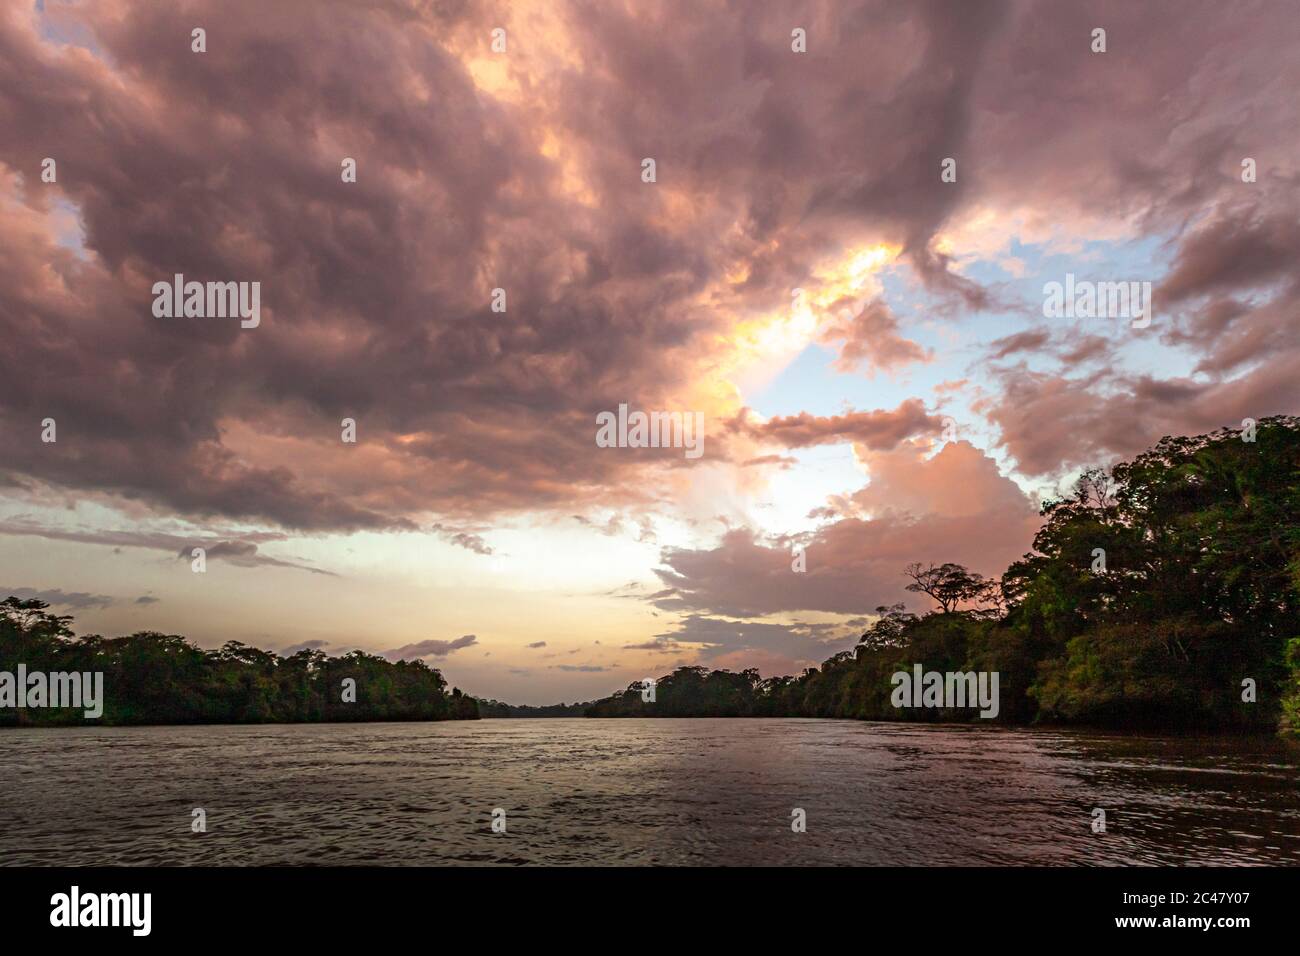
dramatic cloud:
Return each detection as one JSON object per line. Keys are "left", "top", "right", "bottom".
{"left": 820, "top": 299, "right": 932, "bottom": 374}
{"left": 8, "top": 1, "right": 1290, "bottom": 532}
{"left": 653, "top": 441, "right": 1040, "bottom": 617}
{"left": 981, "top": 360, "right": 1300, "bottom": 478}
{"left": 1, "top": 1, "right": 1297, "bottom": 697}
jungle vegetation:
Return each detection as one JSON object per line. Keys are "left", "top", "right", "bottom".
{"left": 586, "top": 417, "right": 1300, "bottom": 735}
{"left": 0, "top": 601, "right": 479, "bottom": 726}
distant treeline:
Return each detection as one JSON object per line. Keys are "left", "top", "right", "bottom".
{"left": 476, "top": 699, "right": 591, "bottom": 718}
{"left": 586, "top": 418, "right": 1300, "bottom": 735}
{"left": 0, "top": 601, "right": 479, "bottom": 726}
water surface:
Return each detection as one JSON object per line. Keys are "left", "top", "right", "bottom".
{"left": 2, "top": 718, "right": 1297, "bottom": 865}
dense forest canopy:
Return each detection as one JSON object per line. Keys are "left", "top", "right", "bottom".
{"left": 587, "top": 417, "right": 1300, "bottom": 734}
{"left": 0, "top": 601, "right": 478, "bottom": 726}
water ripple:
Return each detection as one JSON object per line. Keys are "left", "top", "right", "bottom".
{"left": 0, "top": 719, "right": 1296, "bottom": 866}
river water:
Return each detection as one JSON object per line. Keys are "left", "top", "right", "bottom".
{"left": 1, "top": 718, "right": 1297, "bottom": 865}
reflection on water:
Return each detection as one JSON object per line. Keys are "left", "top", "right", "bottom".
{"left": 1, "top": 718, "right": 1297, "bottom": 865}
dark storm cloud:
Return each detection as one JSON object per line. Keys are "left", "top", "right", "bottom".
{"left": 0, "top": 0, "right": 1002, "bottom": 528}
{"left": 1, "top": 0, "right": 1297, "bottom": 532}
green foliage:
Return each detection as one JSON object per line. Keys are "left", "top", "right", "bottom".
{"left": 585, "top": 417, "right": 1300, "bottom": 733}
{"left": 0, "top": 598, "right": 478, "bottom": 726}
{"left": 585, "top": 666, "right": 769, "bottom": 717}
{"left": 1012, "top": 417, "right": 1299, "bottom": 730}
{"left": 1282, "top": 638, "right": 1300, "bottom": 738}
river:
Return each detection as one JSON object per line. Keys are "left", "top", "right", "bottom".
{"left": 2, "top": 718, "right": 1297, "bottom": 865}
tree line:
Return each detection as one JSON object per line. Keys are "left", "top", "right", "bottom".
{"left": 586, "top": 417, "right": 1300, "bottom": 735}
{"left": 0, "top": 601, "right": 479, "bottom": 726}
{"left": 6, "top": 418, "right": 1298, "bottom": 733}
{"left": 476, "top": 699, "right": 590, "bottom": 717}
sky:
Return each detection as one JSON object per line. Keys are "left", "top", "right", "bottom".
{"left": 1, "top": 0, "right": 1297, "bottom": 704}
